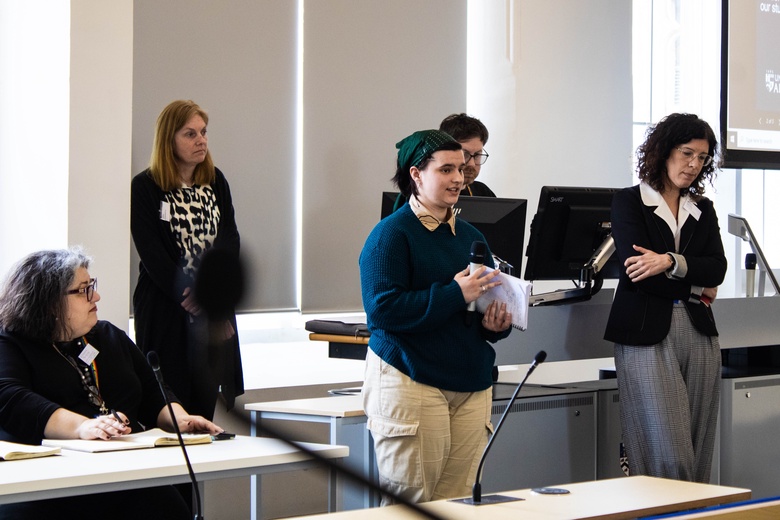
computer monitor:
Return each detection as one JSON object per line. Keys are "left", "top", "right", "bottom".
{"left": 381, "top": 192, "right": 527, "bottom": 273}
{"left": 524, "top": 186, "right": 621, "bottom": 283}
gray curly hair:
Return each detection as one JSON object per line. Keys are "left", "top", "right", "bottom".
{"left": 0, "top": 247, "right": 92, "bottom": 342}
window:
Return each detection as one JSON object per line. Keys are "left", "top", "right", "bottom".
{"left": 632, "top": 0, "right": 778, "bottom": 296}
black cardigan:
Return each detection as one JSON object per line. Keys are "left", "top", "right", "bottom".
{"left": 604, "top": 185, "right": 727, "bottom": 346}
{"left": 130, "top": 168, "right": 244, "bottom": 410}
{"left": 0, "top": 321, "right": 176, "bottom": 445}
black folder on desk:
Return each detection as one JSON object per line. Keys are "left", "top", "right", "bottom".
{"left": 305, "top": 320, "right": 370, "bottom": 338}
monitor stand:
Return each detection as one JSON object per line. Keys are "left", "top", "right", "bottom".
{"left": 528, "top": 234, "right": 615, "bottom": 306}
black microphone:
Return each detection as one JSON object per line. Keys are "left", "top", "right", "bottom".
{"left": 745, "top": 253, "right": 757, "bottom": 298}
{"left": 466, "top": 241, "right": 487, "bottom": 326}
{"left": 147, "top": 351, "right": 204, "bottom": 520}
{"left": 453, "top": 350, "right": 547, "bottom": 506}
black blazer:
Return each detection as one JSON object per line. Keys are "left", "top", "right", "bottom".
{"left": 604, "top": 185, "right": 727, "bottom": 346}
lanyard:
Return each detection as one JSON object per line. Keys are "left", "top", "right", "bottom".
{"left": 52, "top": 337, "right": 108, "bottom": 415}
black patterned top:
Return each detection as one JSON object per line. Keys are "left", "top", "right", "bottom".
{"left": 163, "top": 184, "right": 221, "bottom": 276}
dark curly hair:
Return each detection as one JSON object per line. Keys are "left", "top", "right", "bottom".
{"left": 439, "top": 113, "right": 489, "bottom": 145}
{"left": 0, "top": 248, "right": 91, "bottom": 342}
{"left": 636, "top": 113, "right": 721, "bottom": 199}
{"left": 393, "top": 140, "right": 463, "bottom": 199}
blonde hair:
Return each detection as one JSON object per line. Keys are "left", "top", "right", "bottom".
{"left": 149, "top": 100, "right": 216, "bottom": 192}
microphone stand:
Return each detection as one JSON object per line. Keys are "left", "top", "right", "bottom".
{"left": 147, "top": 351, "right": 204, "bottom": 520}
{"left": 452, "top": 350, "right": 547, "bottom": 505}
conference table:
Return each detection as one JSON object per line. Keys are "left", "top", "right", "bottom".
{"left": 0, "top": 435, "right": 347, "bottom": 518}
{"left": 291, "top": 475, "right": 751, "bottom": 520}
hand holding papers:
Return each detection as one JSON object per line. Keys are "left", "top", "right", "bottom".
{"left": 475, "top": 267, "right": 531, "bottom": 331}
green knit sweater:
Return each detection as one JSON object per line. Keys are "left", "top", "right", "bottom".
{"left": 359, "top": 203, "right": 510, "bottom": 392}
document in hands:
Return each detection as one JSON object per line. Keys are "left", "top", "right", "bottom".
{"left": 475, "top": 267, "right": 531, "bottom": 331}
{"left": 0, "top": 440, "right": 61, "bottom": 460}
{"left": 42, "top": 428, "right": 213, "bottom": 453}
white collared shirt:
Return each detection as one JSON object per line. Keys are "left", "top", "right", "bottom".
{"left": 639, "top": 182, "right": 701, "bottom": 252}
{"left": 409, "top": 196, "right": 457, "bottom": 235}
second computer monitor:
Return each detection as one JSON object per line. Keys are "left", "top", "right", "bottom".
{"left": 523, "top": 186, "right": 621, "bottom": 282}
{"left": 381, "top": 192, "right": 527, "bottom": 273}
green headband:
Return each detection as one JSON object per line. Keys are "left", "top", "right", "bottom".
{"left": 396, "top": 130, "right": 457, "bottom": 172}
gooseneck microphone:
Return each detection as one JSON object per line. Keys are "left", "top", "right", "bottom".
{"left": 453, "top": 350, "right": 547, "bottom": 506}
{"left": 466, "top": 241, "right": 487, "bottom": 326}
{"left": 745, "top": 253, "right": 757, "bottom": 298}
{"left": 147, "top": 351, "right": 204, "bottom": 520}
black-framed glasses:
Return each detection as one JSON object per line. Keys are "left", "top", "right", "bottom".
{"left": 676, "top": 147, "right": 713, "bottom": 167}
{"left": 66, "top": 278, "right": 98, "bottom": 302}
{"left": 463, "top": 149, "right": 489, "bottom": 166}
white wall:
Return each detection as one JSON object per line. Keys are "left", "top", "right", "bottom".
{"left": 69, "top": 0, "right": 134, "bottom": 329}
{"left": 0, "top": 0, "right": 132, "bottom": 330}
{"left": 0, "top": 0, "right": 70, "bottom": 277}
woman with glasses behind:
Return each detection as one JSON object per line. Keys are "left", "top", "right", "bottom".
{"left": 439, "top": 113, "right": 495, "bottom": 197}
{"left": 132, "top": 100, "right": 243, "bottom": 422}
{"left": 604, "top": 113, "right": 727, "bottom": 483}
{"left": 0, "top": 248, "right": 223, "bottom": 519}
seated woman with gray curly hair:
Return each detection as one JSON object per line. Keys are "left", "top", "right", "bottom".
{"left": 0, "top": 247, "right": 224, "bottom": 519}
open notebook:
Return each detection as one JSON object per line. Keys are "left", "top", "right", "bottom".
{"left": 0, "top": 441, "right": 61, "bottom": 461}
{"left": 42, "top": 428, "right": 212, "bottom": 453}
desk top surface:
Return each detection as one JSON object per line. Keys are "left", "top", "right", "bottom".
{"left": 244, "top": 382, "right": 604, "bottom": 418}
{"left": 289, "top": 476, "right": 750, "bottom": 520}
{"left": 246, "top": 395, "right": 366, "bottom": 417}
{"left": 0, "top": 436, "right": 347, "bottom": 502}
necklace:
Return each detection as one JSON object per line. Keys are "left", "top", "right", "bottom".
{"left": 52, "top": 337, "right": 109, "bottom": 415}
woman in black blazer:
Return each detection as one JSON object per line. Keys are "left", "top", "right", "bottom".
{"left": 604, "top": 113, "right": 727, "bottom": 483}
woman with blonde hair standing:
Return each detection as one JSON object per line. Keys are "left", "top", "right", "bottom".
{"left": 131, "top": 100, "right": 243, "bottom": 421}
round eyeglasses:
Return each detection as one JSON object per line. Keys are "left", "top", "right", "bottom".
{"left": 463, "top": 150, "right": 489, "bottom": 166}
{"left": 66, "top": 278, "right": 98, "bottom": 302}
{"left": 676, "top": 147, "right": 713, "bottom": 167}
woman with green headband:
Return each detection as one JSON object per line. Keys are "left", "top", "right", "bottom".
{"left": 359, "top": 129, "right": 513, "bottom": 505}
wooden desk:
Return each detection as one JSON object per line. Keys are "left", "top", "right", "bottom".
{"left": 247, "top": 395, "right": 378, "bottom": 511}
{"left": 0, "top": 435, "right": 347, "bottom": 519}
{"left": 288, "top": 476, "right": 751, "bottom": 520}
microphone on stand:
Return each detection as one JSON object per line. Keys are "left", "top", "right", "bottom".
{"left": 745, "top": 253, "right": 757, "bottom": 298}
{"left": 147, "top": 350, "right": 204, "bottom": 520}
{"left": 466, "top": 241, "right": 487, "bottom": 326}
{"left": 452, "top": 350, "right": 547, "bottom": 506}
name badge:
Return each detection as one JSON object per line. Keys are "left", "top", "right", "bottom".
{"left": 160, "top": 201, "right": 171, "bottom": 222}
{"left": 78, "top": 343, "right": 99, "bottom": 365}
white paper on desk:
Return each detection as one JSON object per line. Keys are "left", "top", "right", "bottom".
{"left": 42, "top": 428, "right": 212, "bottom": 453}
{"left": 475, "top": 267, "right": 530, "bottom": 331}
